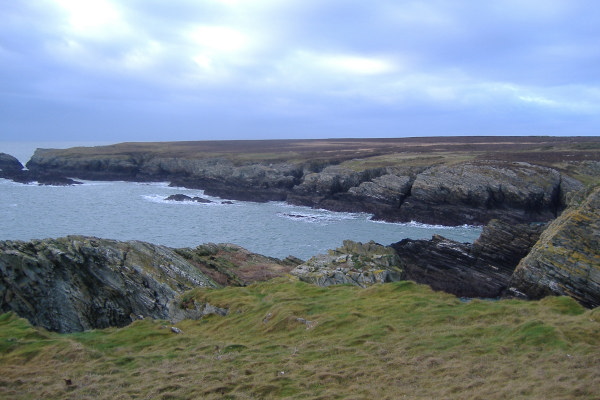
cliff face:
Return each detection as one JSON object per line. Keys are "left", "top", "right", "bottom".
{"left": 508, "top": 186, "right": 600, "bottom": 308}
{"left": 27, "top": 145, "right": 587, "bottom": 225}
{"left": 391, "top": 220, "right": 546, "bottom": 298}
{"left": 0, "top": 237, "right": 299, "bottom": 333}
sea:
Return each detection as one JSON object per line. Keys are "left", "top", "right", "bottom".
{"left": 0, "top": 141, "right": 482, "bottom": 260}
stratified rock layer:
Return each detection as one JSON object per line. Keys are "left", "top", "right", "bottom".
{"left": 0, "top": 237, "right": 300, "bottom": 332}
{"left": 508, "top": 186, "right": 600, "bottom": 308}
{"left": 391, "top": 220, "right": 546, "bottom": 298}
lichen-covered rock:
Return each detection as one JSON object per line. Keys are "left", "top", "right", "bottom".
{"left": 507, "top": 186, "right": 600, "bottom": 308}
{"left": 0, "top": 236, "right": 216, "bottom": 333}
{"left": 0, "top": 237, "right": 299, "bottom": 332}
{"left": 291, "top": 240, "right": 402, "bottom": 287}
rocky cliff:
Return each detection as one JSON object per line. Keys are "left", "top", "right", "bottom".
{"left": 507, "top": 186, "right": 600, "bottom": 308}
{"left": 0, "top": 237, "right": 300, "bottom": 333}
{"left": 391, "top": 220, "right": 546, "bottom": 298}
{"left": 26, "top": 139, "right": 595, "bottom": 225}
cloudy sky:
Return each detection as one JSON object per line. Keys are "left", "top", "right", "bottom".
{"left": 1, "top": 0, "right": 599, "bottom": 142}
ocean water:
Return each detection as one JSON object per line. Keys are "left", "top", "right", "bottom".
{"left": 0, "top": 179, "right": 482, "bottom": 259}
{"left": 0, "top": 141, "right": 482, "bottom": 259}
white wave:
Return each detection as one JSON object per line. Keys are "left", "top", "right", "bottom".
{"left": 371, "top": 219, "right": 481, "bottom": 229}
{"left": 276, "top": 210, "right": 364, "bottom": 224}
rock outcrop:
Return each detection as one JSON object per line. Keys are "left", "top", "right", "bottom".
{"left": 394, "top": 162, "right": 583, "bottom": 225}
{"left": 0, "top": 152, "right": 81, "bottom": 185}
{"left": 0, "top": 237, "right": 300, "bottom": 332}
{"left": 291, "top": 240, "right": 403, "bottom": 287}
{"left": 0, "top": 153, "right": 24, "bottom": 171}
{"left": 507, "top": 186, "right": 600, "bottom": 308}
{"left": 391, "top": 219, "right": 546, "bottom": 298}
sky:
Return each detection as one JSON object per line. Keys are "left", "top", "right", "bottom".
{"left": 1, "top": 0, "right": 599, "bottom": 142}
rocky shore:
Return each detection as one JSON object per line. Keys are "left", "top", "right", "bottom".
{"left": 1, "top": 138, "right": 599, "bottom": 333}
{"left": 20, "top": 137, "right": 600, "bottom": 225}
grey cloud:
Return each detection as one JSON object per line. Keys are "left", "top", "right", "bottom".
{"left": 0, "top": 0, "right": 598, "bottom": 142}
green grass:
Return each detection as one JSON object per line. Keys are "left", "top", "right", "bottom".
{"left": 1, "top": 279, "right": 599, "bottom": 399}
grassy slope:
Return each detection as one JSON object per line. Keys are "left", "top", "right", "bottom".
{"left": 1, "top": 278, "right": 598, "bottom": 399}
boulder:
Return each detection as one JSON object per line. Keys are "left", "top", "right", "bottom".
{"left": 165, "top": 194, "right": 212, "bottom": 203}
{"left": 507, "top": 186, "right": 600, "bottom": 308}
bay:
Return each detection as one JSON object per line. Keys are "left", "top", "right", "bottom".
{"left": 0, "top": 179, "right": 481, "bottom": 260}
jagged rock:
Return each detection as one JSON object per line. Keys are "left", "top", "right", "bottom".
{"left": 507, "top": 186, "right": 600, "bottom": 308}
{"left": 165, "top": 194, "right": 212, "bottom": 203}
{"left": 391, "top": 220, "right": 545, "bottom": 298}
{"left": 0, "top": 237, "right": 298, "bottom": 332}
{"left": 0, "top": 153, "right": 24, "bottom": 171}
{"left": 293, "top": 166, "right": 366, "bottom": 196}
{"left": 0, "top": 236, "right": 216, "bottom": 333}
{"left": 397, "top": 162, "right": 583, "bottom": 225}
{"left": 348, "top": 174, "right": 413, "bottom": 205}
{"left": 291, "top": 240, "right": 402, "bottom": 287}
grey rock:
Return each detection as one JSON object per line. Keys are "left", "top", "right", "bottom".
{"left": 0, "top": 153, "right": 24, "bottom": 171}
{"left": 507, "top": 186, "right": 600, "bottom": 308}
{"left": 0, "top": 236, "right": 218, "bottom": 333}
{"left": 391, "top": 219, "right": 546, "bottom": 298}
{"left": 165, "top": 194, "right": 212, "bottom": 203}
{"left": 291, "top": 240, "right": 402, "bottom": 287}
{"left": 398, "top": 161, "right": 583, "bottom": 225}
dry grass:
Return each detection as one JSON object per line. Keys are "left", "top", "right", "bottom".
{"left": 1, "top": 279, "right": 599, "bottom": 399}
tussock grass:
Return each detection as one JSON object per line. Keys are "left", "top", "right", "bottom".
{"left": 1, "top": 279, "right": 599, "bottom": 399}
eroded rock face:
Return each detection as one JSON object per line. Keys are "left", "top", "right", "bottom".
{"left": 0, "top": 237, "right": 216, "bottom": 333}
{"left": 27, "top": 147, "right": 585, "bottom": 225}
{"left": 291, "top": 240, "right": 402, "bottom": 287}
{"left": 397, "top": 162, "right": 582, "bottom": 225}
{"left": 507, "top": 186, "right": 600, "bottom": 308}
{"left": 391, "top": 220, "right": 546, "bottom": 298}
{"left": 0, "top": 237, "right": 301, "bottom": 332}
